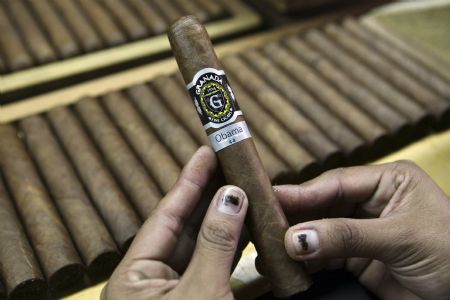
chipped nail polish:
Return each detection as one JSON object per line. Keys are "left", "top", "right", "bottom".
{"left": 217, "top": 188, "right": 243, "bottom": 215}
{"left": 292, "top": 230, "right": 319, "bottom": 255}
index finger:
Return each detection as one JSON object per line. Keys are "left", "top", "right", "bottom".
{"left": 123, "top": 146, "right": 217, "bottom": 262}
{"left": 275, "top": 162, "right": 406, "bottom": 218}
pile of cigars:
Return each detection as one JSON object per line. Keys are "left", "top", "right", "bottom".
{"left": 1, "top": 17, "right": 450, "bottom": 300}
{"left": 0, "top": 0, "right": 229, "bottom": 74}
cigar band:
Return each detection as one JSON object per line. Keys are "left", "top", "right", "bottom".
{"left": 208, "top": 121, "right": 251, "bottom": 152}
{"left": 187, "top": 68, "right": 243, "bottom": 130}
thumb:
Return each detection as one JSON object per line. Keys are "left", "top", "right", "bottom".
{"left": 176, "top": 186, "right": 248, "bottom": 297}
{"left": 285, "top": 218, "right": 396, "bottom": 262}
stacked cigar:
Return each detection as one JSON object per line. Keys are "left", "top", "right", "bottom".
{"left": 264, "top": 0, "right": 348, "bottom": 13}
{"left": 1, "top": 17, "right": 449, "bottom": 299}
{"left": 0, "top": 0, "right": 230, "bottom": 74}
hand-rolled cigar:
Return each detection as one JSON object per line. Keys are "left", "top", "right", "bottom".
{"left": 26, "top": 0, "right": 80, "bottom": 58}
{"left": 47, "top": 107, "right": 141, "bottom": 250}
{"left": 5, "top": 0, "right": 57, "bottom": 64}
{"left": 102, "top": 91, "right": 181, "bottom": 194}
{"left": 325, "top": 23, "right": 450, "bottom": 123}
{"left": 152, "top": 0, "right": 184, "bottom": 24}
{"left": 99, "top": 0, "right": 149, "bottom": 40}
{"left": 152, "top": 75, "right": 210, "bottom": 146}
{"left": 51, "top": 0, "right": 103, "bottom": 52}
{"left": 127, "top": 84, "right": 199, "bottom": 165}
{"left": 194, "top": 0, "right": 226, "bottom": 20}
{"left": 19, "top": 115, "right": 121, "bottom": 279}
{"left": 302, "top": 30, "right": 431, "bottom": 127}
{"left": 344, "top": 18, "right": 450, "bottom": 100}
{"left": 228, "top": 74, "right": 319, "bottom": 178}
{"left": 174, "top": 0, "right": 209, "bottom": 23}
{"left": 240, "top": 48, "right": 363, "bottom": 159}
{"left": 0, "top": 173, "right": 48, "bottom": 300}
{"left": 75, "top": 97, "right": 161, "bottom": 220}
{"left": 249, "top": 40, "right": 388, "bottom": 149}
{"left": 234, "top": 51, "right": 345, "bottom": 168}
{"left": 78, "top": 0, "right": 127, "bottom": 46}
{"left": 0, "top": 5, "right": 33, "bottom": 71}
{"left": 169, "top": 16, "right": 312, "bottom": 297}
{"left": 0, "top": 125, "right": 84, "bottom": 291}
{"left": 0, "top": 280, "right": 4, "bottom": 300}
{"left": 266, "top": 42, "right": 411, "bottom": 139}
{"left": 0, "top": 54, "right": 6, "bottom": 74}
{"left": 127, "top": 0, "right": 168, "bottom": 35}
{"left": 252, "top": 133, "right": 291, "bottom": 183}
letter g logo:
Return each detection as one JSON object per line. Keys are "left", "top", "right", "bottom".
{"left": 209, "top": 94, "right": 224, "bottom": 110}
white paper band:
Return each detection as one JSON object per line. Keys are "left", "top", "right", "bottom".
{"left": 208, "top": 121, "right": 252, "bottom": 152}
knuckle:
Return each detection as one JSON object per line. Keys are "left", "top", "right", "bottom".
{"left": 389, "top": 160, "right": 422, "bottom": 191}
{"left": 329, "top": 220, "right": 364, "bottom": 254}
{"left": 199, "top": 220, "right": 236, "bottom": 253}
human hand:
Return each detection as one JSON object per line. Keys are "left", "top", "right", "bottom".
{"left": 101, "top": 146, "right": 248, "bottom": 300}
{"left": 277, "top": 161, "right": 450, "bottom": 300}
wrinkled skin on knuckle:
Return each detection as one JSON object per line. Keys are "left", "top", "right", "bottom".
{"left": 329, "top": 219, "right": 365, "bottom": 256}
{"left": 199, "top": 220, "right": 236, "bottom": 253}
{"left": 389, "top": 160, "right": 422, "bottom": 191}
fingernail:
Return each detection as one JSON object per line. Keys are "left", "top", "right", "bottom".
{"left": 292, "top": 230, "right": 319, "bottom": 255}
{"left": 217, "top": 187, "right": 244, "bottom": 215}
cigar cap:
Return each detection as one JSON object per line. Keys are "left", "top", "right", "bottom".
{"left": 169, "top": 15, "right": 221, "bottom": 82}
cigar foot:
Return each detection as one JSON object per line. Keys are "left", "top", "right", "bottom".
{"left": 88, "top": 252, "right": 122, "bottom": 282}
{"left": 9, "top": 278, "right": 48, "bottom": 300}
{"left": 48, "top": 263, "right": 85, "bottom": 292}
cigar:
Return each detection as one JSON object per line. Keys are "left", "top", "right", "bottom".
{"left": 127, "top": 0, "right": 168, "bottom": 35}
{"left": 152, "top": 0, "right": 184, "bottom": 24}
{"left": 252, "top": 133, "right": 291, "bottom": 183}
{"left": 0, "top": 55, "right": 5, "bottom": 74}
{"left": 0, "top": 280, "right": 4, "bottom": 300}
{"left": 78, "top": 0, "right": 127, "bottom": 46}
{"left": 228, "top": 74, "right": 319, "bottom": 178}
{"left": 344, "top": 18, "right": 450, "bottom": 100}
{"left": 303, "top": 29, "right": 432, "bottom": 130}
{"left": 75, "top": 97, "right": 161, "bottom": 220}
{"left": 26, "top": 0, "right": 80, "bottom": 58}
{"left": 325, "top": 23, "right": 450, "bottom": 123}
{"left": 19, "top": 115, "right": 121, "bottom": 279}
{"left": 152, "top": 75, "right": 210, "bottom": 146}
{"left": 47, "top": 107, "right": 141, "bottom": 250}
{"left": 99, "top": 0, "right": 149, "bottom": 40}
{"left": 249, "top": 39, "right": 388, "bottom": 148}
{"left": 0, "top": 125, "right": 84, "bottom": 291}
{"left": 271, "top": 40, "right": 412, "bottom": 141}
{"left": 51, "top": 0, "right": 103, "bottom": 52}
{"left": 102, "top": 91, "right": 181, "bottom": 194}
{"left": 0, "top": 5, "right": 33, "bottom": 71}
{"left": 246, "top": 45, "right": 365, "bottom": 159}
{"left": 194, "top": 0, "right": 226, "bottom": 20}
{"left": 0, "top": 173, "right": 48, "bottom": 300}
{"left": 173, "top": 0, "right": 209, "bottom": 23}
{"left": 127, "top": 84, "right": 199, "bottom": 165}
{"left": 169, "top": 16, "right": 312, "bottom": 297}
{"left": 235, "top": 50, "right": 345, "bottom": 168}
{"left": 4, "top": 0, "right": 57, "bottom": 64}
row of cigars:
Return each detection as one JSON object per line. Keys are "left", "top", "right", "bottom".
{"left": 0, "top": 0, "right": 228, "bottom": 74}
{"left": 1, "top": 17, "right": 450, "bottom": 299}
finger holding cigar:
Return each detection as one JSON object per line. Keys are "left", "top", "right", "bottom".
{"left": 168, "top": 16, "right": 312, "bottom": 297}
